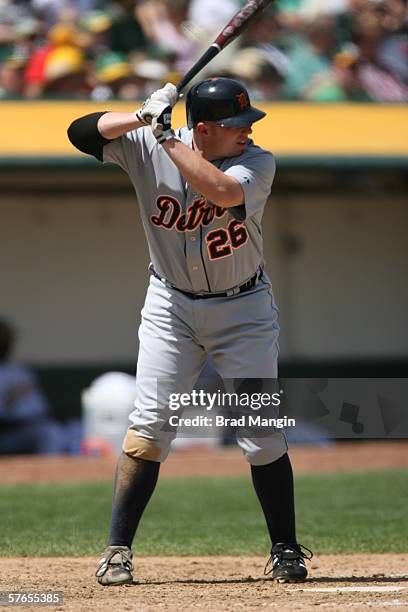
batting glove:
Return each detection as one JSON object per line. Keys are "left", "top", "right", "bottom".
{"left": 135, "top": 83, "right": 178, "bottom": 125}
{"left": 151, "top": 105, "right": 176, "bottom": 144}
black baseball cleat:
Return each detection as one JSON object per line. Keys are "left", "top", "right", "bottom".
{"left": 96, "top": 545, "right": 134, "bottom": 586}
{"left": 264, "top": 543, "right": 313, "bottom": 583}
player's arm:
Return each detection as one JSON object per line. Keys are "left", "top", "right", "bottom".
{"left": 68, "top": 84, "right": 178, "bottom": 161}
{"left": 97, "top": 112, "right": 145, "bottom": 139}
{"left": 162, "top": 139, "right": 244, "bottom": 208}
{"left": 67, "top": 111, "right": 145, "bottom": 161}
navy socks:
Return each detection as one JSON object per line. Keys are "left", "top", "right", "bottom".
{"left": 108, "top": 452, "right": 160, "bottom": 547}
{"left": 251, "top": 452, "right": 297, "bottom": 547}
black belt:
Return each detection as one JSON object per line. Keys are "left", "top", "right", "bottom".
{"left": 151, "top": 268, "right": 262, "bottom": 299}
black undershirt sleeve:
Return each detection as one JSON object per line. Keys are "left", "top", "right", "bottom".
{"left": 67, "top": 111, "right": 112, "bottom": 162}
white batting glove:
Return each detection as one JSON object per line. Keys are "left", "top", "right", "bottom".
{"left": 135, "top": 83, "right": 178, "bottom": 125}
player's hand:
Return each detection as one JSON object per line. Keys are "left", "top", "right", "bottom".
{"left": 151, "top": 105, "right": 175, "bottom": 144}
{"left": 135, "top": 83, "right": 178, "bottom": 125}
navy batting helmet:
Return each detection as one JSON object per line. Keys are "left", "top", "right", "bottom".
{"left": 186, "top": 77, "right": 266, "bottom": 129}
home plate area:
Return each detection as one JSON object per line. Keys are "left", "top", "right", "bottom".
{"left": 1, "top": 554, "right": 407, "bottom": 611}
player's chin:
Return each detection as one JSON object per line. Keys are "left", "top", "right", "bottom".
{"left": 235, "top": 142, "right": 247, "bottom": 153}
{"left": 223, "top": 142, "right": 247, "bottom": 158}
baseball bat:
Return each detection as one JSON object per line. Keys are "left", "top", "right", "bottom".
{"left": 176, "top": 0, "right": 274, "bottom": 94}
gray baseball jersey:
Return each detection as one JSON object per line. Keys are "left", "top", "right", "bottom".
{"left": 102, "top": 123, "right": 285, "bottom": 465}
{"left": 103, "top": 126, "right": 275, "bottom": 293}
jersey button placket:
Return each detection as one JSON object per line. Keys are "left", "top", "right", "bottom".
{"left": 186, "top": 229, "right": 207, "bottom": 292}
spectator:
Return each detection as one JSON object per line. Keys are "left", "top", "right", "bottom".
{"left": 80, "top": 10, "right": 114, "bottom": 58}
{"left": 12, "top": 16, "right": 43, "bottom": 66}
{"left": 229, "top": 47, "right": 286, "bottom": 100}
{"left": 240, "top": 7, "right": 291, "bottom": 93}
{"left": 284, "top": 15, "right": 349, "bottom": 100}
{"left": 0, "top": 12, "right": 17, "bottom": 65}
{"left": 91, "top": 50, "right": 136, "bottom": 100}
{"left": 141, "top": 0, "right": 198, "bottom": 73}
{"left": 350, "top": 22, "right": 408, "bottom": 101}
{"left": 109, "top": 0, "right": 150, "bottom": 54}
{"left": 42, "top": 44, "right": 89, "bottom": 97}
{"left": 377, "top": 0, "right": 408, "bottom": 86}
{"left": 331, "top": 42, "right": 370, "bottom": 100}
{"left": 91, "top": 53, "right": 169, "bottom": 100}
{"left": 0, "top": 55, "right": 25, "bottom": 98}
{"left": 23, "top": 21, "right": 84, "bottom": 97}
{"left": 379, "top": 32, "right": 408, "bottom": 86}
{"left": 0, "top": 319, "right": 65, "bottom": 454}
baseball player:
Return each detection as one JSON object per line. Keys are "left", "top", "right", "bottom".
{"left": 68, "top": 77, "right": 312, "bottom": 585}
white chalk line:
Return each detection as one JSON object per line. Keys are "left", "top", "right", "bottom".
{"left": 290, "top": 586, "right": 407, "bottom": 593}
{"left": 308, "top": 601, "right": 406, "bottom": 608}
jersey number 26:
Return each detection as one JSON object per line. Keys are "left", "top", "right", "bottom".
{"left": 206, "top": 220, "right": 248, "bottom": 260}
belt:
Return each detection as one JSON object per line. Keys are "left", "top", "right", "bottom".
{"left": 151, "top": 267, "right": 262, "bottom": 299}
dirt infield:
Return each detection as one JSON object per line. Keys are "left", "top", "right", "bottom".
{"left": 1, "top": 442, "right": 407, "bottom": 611}
{"left": 1, "top": 555, "right": 407, "bottom": 611}
{"left": 1, "top": 441, "right": 407, "bottom": 483}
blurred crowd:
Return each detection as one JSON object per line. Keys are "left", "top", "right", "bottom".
{"left": 0, "top": 0, "right": 407, "bottom": 102}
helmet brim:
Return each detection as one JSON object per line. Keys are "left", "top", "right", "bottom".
{"left": 216, "top": 106, "right": 266, "bottom": 128}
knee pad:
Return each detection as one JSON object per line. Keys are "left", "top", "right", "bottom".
{"left": 122, "top": 429, "right": 164, "bottom": 461}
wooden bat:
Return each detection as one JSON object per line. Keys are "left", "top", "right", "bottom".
{"left": 176, "top": 0, "right": 274, "bottom": 94}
